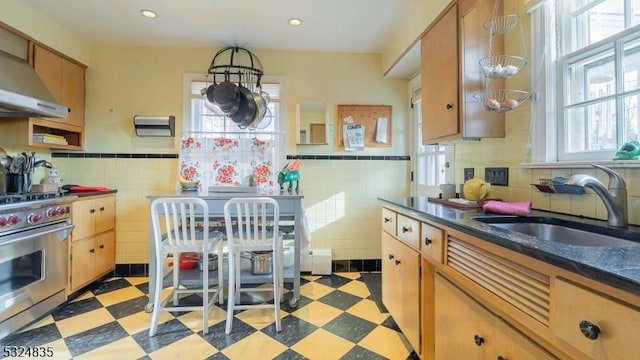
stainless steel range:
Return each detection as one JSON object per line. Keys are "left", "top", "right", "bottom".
{"left": 0, "top": 192, "right": 75, "bottom": 340}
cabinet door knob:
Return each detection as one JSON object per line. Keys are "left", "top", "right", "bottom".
{"left": 99, "top": 244, "right": 105, "bottom": 249}
{"left": 99, "top": 207, "right": 105, "bottom": 211}
{"left": 402, "top": 226, "right": 412, "bottom": 233}
{"left": 446, "top": 103, "right": 454, "bottom": 110}
{"left": 579, "top": 320, "right": 601, "bottom": 340}
{"left": 384, "top": 217, "right": 392, "bottom": 223}
{"left": 473, "top": 334, "right": 485, "bottom": 346}
{"left": 90, "top": 208, "right": 96, "bottom": 213}
{"left": 497, "top": 356, "right": 507, "bottom": 360}
{"left": 89, "top": 248, "right": 95, "bottom": 253}
{"left": 394, "top": 259, "right": 401, "bottom": 265}
{"left": 424, "top": 237, "right": 432, "bottom": 245}
{"left": 388, "top": 254, "right": 395, "bottom": 260}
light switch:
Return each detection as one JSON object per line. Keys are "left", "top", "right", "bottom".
{"left": 485, "top": 167, "right": 509, "bottom": 186}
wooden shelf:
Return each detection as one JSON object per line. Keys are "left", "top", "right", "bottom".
{"left": 0, "top": 118, "right": 84, "bottom": 150}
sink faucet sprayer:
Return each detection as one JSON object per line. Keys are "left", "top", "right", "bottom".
{"left": 566, "top": 164, "right": 628, "bottom": 228}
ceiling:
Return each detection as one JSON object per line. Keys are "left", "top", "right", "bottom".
{"left": 22, "top": 0, "right": 422, "bottom": 78}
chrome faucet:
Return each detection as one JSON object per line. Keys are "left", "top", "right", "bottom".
{"left": 566, "top": 164, "right": 628, "bottom": 228}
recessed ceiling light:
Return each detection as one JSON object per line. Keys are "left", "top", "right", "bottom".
{"left": 288, "top": 18, "right": 302, "bottom": 26}
{"left": 140, "top": 9, "right": 157, "bottom": 18}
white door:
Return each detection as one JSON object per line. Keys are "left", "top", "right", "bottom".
{"left": 410, "top": 76, "right": 454, "bottom": 197}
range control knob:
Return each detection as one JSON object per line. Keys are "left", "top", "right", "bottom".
{"left": 57, "top": 207, "right": 67, "bottom": 215}
{"left": 27, "top": 213, "right": 43, "bottom": 224}
{"left": 0, "top": 217, "right": 7, "bottom": 227}
{"left": 7, "top": 215, "right": 20, "bottom": 225}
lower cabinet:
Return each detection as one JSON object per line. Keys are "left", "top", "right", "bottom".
{"left": 70, "top": 233, "right": 115, "bottom": 291}
{"left": 435, "top": 273, "right": 557, "bottom": 360}
{"left": 68, "top": 194, "right": 116, "bottom": 293}
{"left": 381, "top": 231, "right": 421, "bottom": 354}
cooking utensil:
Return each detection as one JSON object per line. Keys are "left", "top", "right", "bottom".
{"left": 9, "top": 154, "right": 24, "bottom": 174}
{"left": 230, "top": 84, "right": 257, "bottom": 128}
{"left": 248, "top": 91, "right": 268, "bottom": 129}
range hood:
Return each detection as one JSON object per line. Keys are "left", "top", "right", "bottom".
{"left": 0, "top": 28, "right": 68, "bottom": 118}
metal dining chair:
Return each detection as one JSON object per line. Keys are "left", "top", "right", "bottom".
{"left": 224, "top": 197, "right": 283, "bottom": 334}
{"left": 148, "top": 197, "right": 224, "bottom": 336}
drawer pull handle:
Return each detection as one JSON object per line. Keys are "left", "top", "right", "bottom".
{"left": 473, "top": 335, "right": 484, "bottom": 346}
{"left": 579, "top": 320, "right": 601, "bottom": 340}
{"left": 388, "top": 254, "right": 394, "bottom": 260}
{"left": 402, "top": 226, "right": 412, "bottom": 233}
{"left": 384, "top": 217, "right": 392, "bottom": 223}
{"left": 424, "top": 237, "right": 432, "bottom": 245}
{"left": 394, "top": 259, "right": 401, "bottom": 265}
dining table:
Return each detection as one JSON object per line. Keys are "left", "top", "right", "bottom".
{"left": 145, "top": 189, "right": 305, "bottom": 311}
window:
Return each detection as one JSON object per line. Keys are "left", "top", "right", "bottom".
{"left": 182, "top": 74, "right": 284, "bottom": 134}
{"left": 530, "top": 0, "right": 640, "bottom": 162}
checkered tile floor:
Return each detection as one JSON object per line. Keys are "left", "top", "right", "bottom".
{"left": 1, "top": 273, "right": 418, "bottom": 359}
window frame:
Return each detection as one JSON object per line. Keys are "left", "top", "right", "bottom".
{"left": 182, "top": 73, "right": 286, "bottom": 134}
{"left": 528, "top": 0, "right": 640, "bottom": 165}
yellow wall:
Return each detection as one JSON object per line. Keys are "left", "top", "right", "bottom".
{"left": 0, "top": 3, "right": 412, "bottom": 263}
{"left": 454, "top": 0, "right": 640, "bottom": 226}
{"left": 381, "top": 0, "right": 451, "bottom": 74}
{"left": 84, "top": 45, "right": 410, "bottom": 155}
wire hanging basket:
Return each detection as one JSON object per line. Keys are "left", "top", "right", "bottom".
{"left": 473, "top": 89, "right": 531, "bottom": 113}
{"left": 482, "top": 14, "right": 520, "bottom": 35}
{"left": 207, "top": 46, "right": 264, "bottom": 91}
{"left": 479, "top": 55, "right": 528, "bottom": 79}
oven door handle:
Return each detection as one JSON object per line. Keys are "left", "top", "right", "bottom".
{"left": 1, "top": 223, "right": 75, "bottom": 246}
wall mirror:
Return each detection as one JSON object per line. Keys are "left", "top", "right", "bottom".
{"left": 296, "top": 101, "right": 328, "bottom": 145}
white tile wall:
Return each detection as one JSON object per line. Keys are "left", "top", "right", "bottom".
{"left": 54, "top": 157, "right": 410, "bottom": 263}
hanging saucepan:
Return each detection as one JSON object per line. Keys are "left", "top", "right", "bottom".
{"left": 202, "top": 86, "right": 225, "bottom": 115}
{"left": 230, "top": 85, "right": 257, "bottom": 128}
{"left": 248, "top": 92, "right": 268, "bottom": 129}
{"left": 209, "top": 72, "right": 239, "bottom": 114}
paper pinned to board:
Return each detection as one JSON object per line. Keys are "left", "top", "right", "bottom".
{"left": 375, "top": 117, "right": 388, "bottom": 143}
{"left": 343, "top": 124, "right": 365, "bottom": 151}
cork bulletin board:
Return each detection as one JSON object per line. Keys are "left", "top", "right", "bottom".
{"left": 337, "top": 104, "right": 392, "bottom": 147}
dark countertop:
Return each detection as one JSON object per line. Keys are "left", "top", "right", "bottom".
{"left": 379, "top": 196, "right": 640, "bottom": 297}
{"left": 63, "top": 189, "right": 118, "bottom": 198}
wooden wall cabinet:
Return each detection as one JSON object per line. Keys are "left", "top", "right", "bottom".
{"left": 421, "top": 0, "right": 504, "bottom": 144}
{"left": 69, "top": 194, "right": 116, "bottom": 293}
{"left": 0, "top": 41, "right": 86, "bottom": 150}
{"left": 34, "top": 45, "right": 86, "bottom": 129}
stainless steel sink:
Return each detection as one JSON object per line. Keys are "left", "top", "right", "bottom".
{"left": 472, "top": 216, "right": 640, "bottom": 247}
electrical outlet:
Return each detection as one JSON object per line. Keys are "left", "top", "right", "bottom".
{"left": 463, "top": 168, "right": 475, "bottom": 182}
{"left": 485, "top": 167, "right": 509, "bottom": 186}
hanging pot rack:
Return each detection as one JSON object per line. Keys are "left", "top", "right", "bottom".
{"left": 207, "top": 46, "right": 264, "bottom": 91}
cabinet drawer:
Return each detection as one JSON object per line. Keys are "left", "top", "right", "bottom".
{"left": 381, "top": 208, "right": 396, "bottom": 236}
{"left": 421, "top": 222, "right": 443, "bottom": 263}
{"left": 397, "top": 214, "right": 419, "bottom": 248}
{"left": 553, "top": 278, "right": 640, "bottom": 360}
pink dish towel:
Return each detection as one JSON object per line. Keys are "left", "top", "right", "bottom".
{"left": 482, "top": 200, "right": 532, "bottom": 216}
